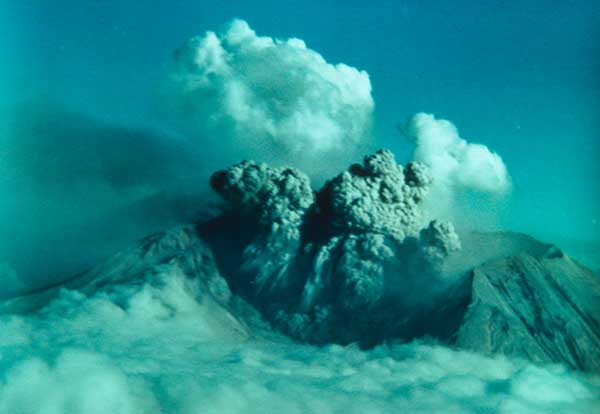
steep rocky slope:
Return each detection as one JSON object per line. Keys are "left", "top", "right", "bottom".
{"left": 4, "top": 222, "right": 599, "bottom": 372}
{"left": 4, "top": 149, "right": 599, "bottom": 373}
{"left": 0, "top": 227, "right": 251, "bottom": 342}
{"left": 456, "top": 248, "right": 600, "bottom": 371}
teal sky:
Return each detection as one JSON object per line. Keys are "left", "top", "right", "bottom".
{"left": 4, "top": 1, "right": 600, "bottom": 248}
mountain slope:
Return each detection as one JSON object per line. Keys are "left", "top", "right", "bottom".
{"left": 455, "top": 249, "right": 600, "bottom": 371}
{"left": 4, "top": 221, "right": 599, "bottom": 372}
{"left": 4, "top": 149, "right": 599, "bottom": 373}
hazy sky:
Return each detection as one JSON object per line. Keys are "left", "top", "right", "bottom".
{"left": 3, "top": 0, "right": 600, "bottom": 246}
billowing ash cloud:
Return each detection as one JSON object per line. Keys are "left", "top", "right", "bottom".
{"left": 405, "top": 112, "right": 511, "bottom": 195}
{"left": 171, "top": 19, "right": 374, "bottom": 175}
{"left": 207, "top": 149, "right": 462, "bottom": 345}
{"left": 317, "top": 149, "right": 432, "bottom": 239}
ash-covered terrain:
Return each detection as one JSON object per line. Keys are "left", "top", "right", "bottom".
{"left": 1, "top": 149, "right": 599, "bottom": 413}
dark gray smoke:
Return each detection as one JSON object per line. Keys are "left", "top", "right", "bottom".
{"left": 204, "top": 149, "right": 462, "bottom": 346}
{"left": 0, "top": 103, "right": 213, "bottom": 295}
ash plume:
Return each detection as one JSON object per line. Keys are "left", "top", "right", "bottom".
{"left": 206, "top": 149, "right": 462, "bottom": 346}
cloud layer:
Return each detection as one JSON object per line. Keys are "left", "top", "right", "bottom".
{"left": 0, "top": 263, "right": 598, "bottom": 414}
{"left": 171, "top": 19, "right": 374, "bottom": 175}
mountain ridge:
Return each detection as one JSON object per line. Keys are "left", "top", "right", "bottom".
{"left": 4, "top": 223, "right": 598, "bottom": 372}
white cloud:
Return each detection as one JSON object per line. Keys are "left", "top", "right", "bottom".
{"left": 406, "top": 113, "right": 511, "bottom": 194}
{"left": 172, "top": 19, "right": 374, "bottom": 174}
{"left": 0, "top": 266, "right": 598, "bottom": 414}
{"left": 0, "top": 350, "right": 157, "bottom": 414}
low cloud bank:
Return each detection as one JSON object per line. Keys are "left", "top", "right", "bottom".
{"left": 0, "top": 265, "right": 597, "bottom": 414}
